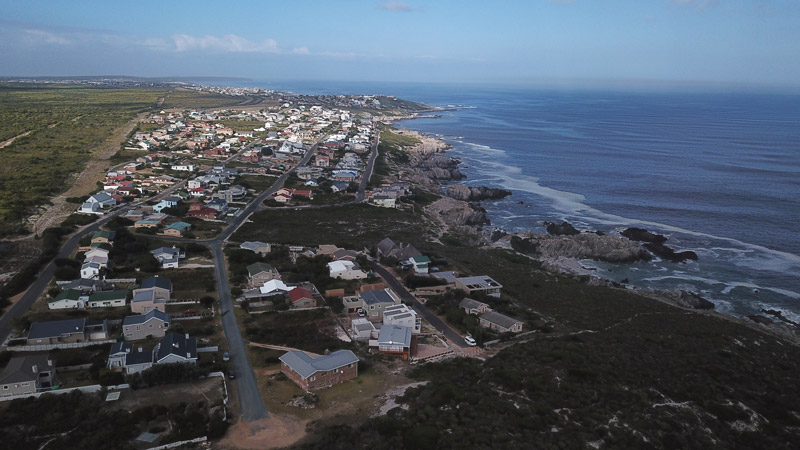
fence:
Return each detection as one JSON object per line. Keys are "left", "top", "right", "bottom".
{"left": 105, "top": 278, "right": 137, "bottom": 283}
{"left": 197, "top": 346, "right": 219, "bottom": 353}
{"left": 10, "top": 339, "right": 116, "bottom": 352}
{"left": 146, "top": 436, "right": 207, "bottom": 450}
{"left": 0, "top": 382, "right": 128, "bottom": 402}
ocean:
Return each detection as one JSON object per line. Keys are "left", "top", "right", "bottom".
{"left": 227, "top": 80, "right": 800, "bottom": 320}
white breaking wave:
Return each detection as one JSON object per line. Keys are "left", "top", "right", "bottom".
{"left": 451, "top": 140, "right": 800, "bottom": 274}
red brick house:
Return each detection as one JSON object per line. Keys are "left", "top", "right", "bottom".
{"left": 279, "top": 350, "right": 359, "bottom": 391}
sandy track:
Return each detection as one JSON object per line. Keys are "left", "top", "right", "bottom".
{"left": 0, "top": 130, "right": 31, "bottom": 149}
{"left": 218, "top": 416, "right": 308, "bottom": 449}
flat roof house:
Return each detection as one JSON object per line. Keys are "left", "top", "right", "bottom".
{"left": 343, "top": 288, "right": 402, "bottom": 317}
{"left": 279, "top": 350, "right": 359, "bottom": 391}
{"left": 455, "top": 275, "right": 503, "bottom": 298}
{"left": 383, "top": 304, "right": 421, "bottom": 334}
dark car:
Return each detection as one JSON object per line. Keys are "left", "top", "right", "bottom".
{"left": 228, "top": 370, "right": 236, "bottom": 380}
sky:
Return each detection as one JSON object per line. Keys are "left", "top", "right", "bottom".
{"left": 1, "top": 0, "right": 799, "bottom": 88}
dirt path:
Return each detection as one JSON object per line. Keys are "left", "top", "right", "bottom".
{"left": 23, "top": 112, "right": 148, "bottom": 236}
{"left": 218, "top": 416, "right": 308, "bottom": 449}
{"left": 0, "top": 130, "right": 31, "bottom": 149}
{"left": 248, "top": 341, "right": 320, "bottom": 357}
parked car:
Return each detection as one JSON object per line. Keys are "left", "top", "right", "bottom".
{"left": 357, "top": 308, "right": 366, "bottom": 317}
{"left": 184, "top": 308, "right": 197, "bottom": 314}
{"left": 222, "top": 352, "right": 230, "bottom": 361}
{"left": 464, "top": 335, "right": 477, "bottom": 346}
{"left": 228, "top": 370, "right": 235, "bottom": 380}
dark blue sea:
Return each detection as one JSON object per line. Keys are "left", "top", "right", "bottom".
{"left": 224, "top": 80, "right": 800, "bottom": 320}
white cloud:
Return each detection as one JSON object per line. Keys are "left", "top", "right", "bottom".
{"left": 21, "top": 28, "right": 70, "bottom": 46}
{"left": 378, "top": 1, "right": 413, "bottom": 12}
{"left": 170, "top": 34, "right": 279, "bottom": 53}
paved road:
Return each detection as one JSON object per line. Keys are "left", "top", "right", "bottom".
{"left": 356, "top": 130, "right": 380, "bottom": 202}
{"left": 369, "top": 261, "right": 467, "bottom": 348}
{"left": 0, "top": 138, "right": 318, "bottom": 421}
{"left": 211, "top": 243, "right": 266, "bottom": 421}
{"left": 0, "top": 177, "right": 191, "bottom": 344}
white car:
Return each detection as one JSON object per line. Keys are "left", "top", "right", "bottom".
{"left": 464, "top": 335, "right": 477, "bottom": 346}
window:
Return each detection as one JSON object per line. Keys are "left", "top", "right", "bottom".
{"left": 3, "top": 386, "right": 7, "bottom": 390}
{"left": 309, "top": 376, "right": 316, "bottom": 381}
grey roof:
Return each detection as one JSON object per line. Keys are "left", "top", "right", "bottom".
{"left": 132, "top": 289, "right": 157, "bottom": 303}
{"left": 151, "top": 247, "right": 181, "bottom": 257}
{"left": 63, "top": 278, "right": 107, "bottom": 292}
{"left": 279, "top": 350, "right": 359, "bottom": 379}
{"left": 247, "top": 262, "right": 275, "bottom": 277}
{"left": 459, "top": 298, "right": 490, "bottom": 310}
{"left": 123, "top": 309, "right": 170, "bottom": 327}
{"left": 377, "top": 324, "right": 412, "bottom": 347}
{"left": 28, "top": 318, "right": 86, "bottom": 340}
{"left": 0, "top": 355, "right": 52, "bottom": 385}
{"left": 377, "top": 237, "right": 397, "bottom": 255}
{"left": 431, "top": 271, "right": 458, "bottom": 284}
{"left": 360, "top": 289, "right": 396, "bottom": 306}
{"left": 354, "top": 322, "right": 375, "bottom": 333}
{"left": 126, "top": 348, "right": 153, "bottom": 365}
{"left": 141, "top": 276, "right": 172, "bottom": 291}
{"left": 154, "top": 333, "right": 197, "bottom": 363}
{"left": 480, "top": 311, "right": 522, "bottom": 330}
{"left": 396, "top": 244, "right": 422, "bottom": 260}
{"left": 110, "top": 342, "right": 132, "bottom": 356}
{"left": 241, "top": 241, "right": 269, "bottom": 251}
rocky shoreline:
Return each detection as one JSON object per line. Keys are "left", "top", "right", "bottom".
{"left": 389, "top": 122, "right": 798, "bottom": 339}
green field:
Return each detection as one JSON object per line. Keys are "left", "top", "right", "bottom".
{"left": 0, "top": 83, "right": 167, "bottom": 236}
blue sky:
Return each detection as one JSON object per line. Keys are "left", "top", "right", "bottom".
{"left": 1, "top": 0, "right": 798, "bottom": 87}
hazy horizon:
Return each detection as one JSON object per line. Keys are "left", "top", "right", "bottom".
{"left": 2, "top": 0, "right": 799, "bottom": 89}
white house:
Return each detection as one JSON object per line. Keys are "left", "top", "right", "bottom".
{"left": 150, "top": 246, "right": 185, "bottom": 269}
{"left": 327, "top": 260, "right": 367, "bottom": 280}
{"left": 382, "top": 304, "right": 422, "bottom": 334}
{"left": 80, "top": 262, "right": 103, "bottom": 280}
{"left": 48, "top": 289, "right": 87, "bottom": 310}
{"left": 86, "top": 191, "right": 117, "bottom": 208}
{"left": 259, "top": 279, "right": 292, "bottom": 296}
{"left": 87, "top": 289, "right": 128, "bottom": 308}
{"left": 407, "top": 256, "right": 431, "bottom": 274}
{"left": 78, "top": 202, "right": 103, "bottom": 215}
{"left": 171, "top": 163, "right": 196, "bottom": 172}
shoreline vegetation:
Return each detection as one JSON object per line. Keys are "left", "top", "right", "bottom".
{"left": 380, "top": 116, "right": 800, "bottom": 344}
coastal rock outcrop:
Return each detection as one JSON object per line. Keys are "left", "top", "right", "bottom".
{"left": 530, "top": 233, "right": 652, "bottom": 263}
{"left": 621, "top": 227, "right": 698, "bottom": 263}
{"left": 446, "top": 184, "right": 512, "bottom": 202}
{"left": 427, "top": 196, "right": 490, "bottom": 227}
{"left": 621, "top": 227, "right": 668, "bottom": 243}
{"left": 544, "top": 221, "right": 580, "bottom": 236}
